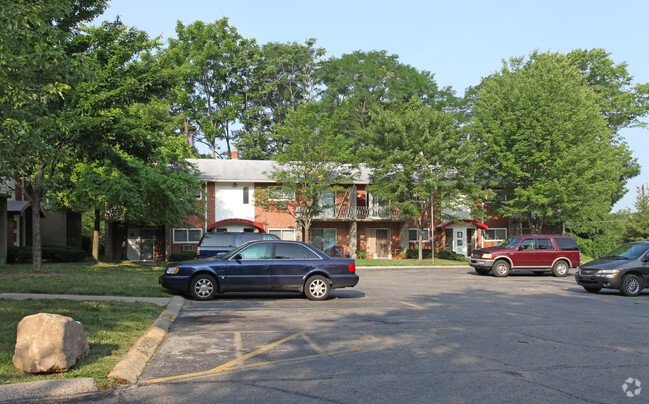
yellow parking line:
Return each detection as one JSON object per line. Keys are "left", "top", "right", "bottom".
{"left": 142, "top": 332, "right": 301, "bottom": 384}
{"left": 400, "top": 301, "right": 423, "bottom": 309}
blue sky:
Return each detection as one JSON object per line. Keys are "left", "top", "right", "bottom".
{"left": 94, "top": 0, "right": 648, "bottom": 212}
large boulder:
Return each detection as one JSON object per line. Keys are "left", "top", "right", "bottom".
{"left": 13, "top": 313, "right": 89, "bottom": 374}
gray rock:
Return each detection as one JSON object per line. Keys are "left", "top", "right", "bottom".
{"left": 13, "top": 313, "right": 89, "bottom": 373}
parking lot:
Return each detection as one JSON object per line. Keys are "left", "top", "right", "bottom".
{"left": 109, "top": 267, "right": 649, "bottom": 403}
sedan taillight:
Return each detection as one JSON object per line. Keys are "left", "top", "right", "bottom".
{"left": 349, "top": 264, "right": 356, "bottom": 273}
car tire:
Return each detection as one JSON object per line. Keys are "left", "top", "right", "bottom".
{"left": 475, "top": 267, "right": 491, "bottom": 275}
{"left": 552, "top": 260, "right": 569, "bottom": 277}
{"left": 492, "top": 260, "right": 510, "bottom": 277}
{"left": 619, "top": 274, "right": 643, "bottom": 297}
{"left": 583, "top": 286, "right": 601, "bottom": 293}
{"left": 305, "top": 275, "right": 330, "bottom": 301}
{"left": 190, "top": 274, "right": 218, "bottom": 300}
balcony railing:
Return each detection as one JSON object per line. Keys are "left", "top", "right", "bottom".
{"left": 298, "top": 206, "right": 397, "bottom": 220}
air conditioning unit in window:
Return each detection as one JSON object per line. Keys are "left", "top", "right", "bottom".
{"left": 182, "top": 245, "right": 194, "bottom": 252}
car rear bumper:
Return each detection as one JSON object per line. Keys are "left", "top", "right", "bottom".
{"left": 331, "top": 274, "right": 360, "bottom": 289}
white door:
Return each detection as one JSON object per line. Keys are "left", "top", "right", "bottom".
{"left": 452, "top": 227, "right": 468, "bottom": 256}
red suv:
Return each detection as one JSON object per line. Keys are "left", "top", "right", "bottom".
{"left": 468, "top": 235, "right": 581, "bottom": 277}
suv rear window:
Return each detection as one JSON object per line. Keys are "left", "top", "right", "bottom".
{"left": 202, "top": 233, "right": 237, "bottom": 247}
{"left": 555, "top": 237, "right": 579, "bottom": 251}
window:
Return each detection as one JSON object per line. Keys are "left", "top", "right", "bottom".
{"left": 238, "top": 243, "right": 273, "bottom": 259}
{"left": 536, "top": 238, "right": 554, "bottom": 250}
{"left": 173, "top": 228, "right": 203, "bottom": 244}
{"left": 519, "top": 238, "right": 535, "bottom": 250}
{"left": 409, "top": 228, "right": 430, "bottom": 242}
{"left": 484, "top": 228, "right": 507, "bottom": 241}
{"left": 269, "top": 229, "right": 295, "bottom": 240}
{"left": 311, "top": 228, "right": 336, "bottom": 252}
{"left": 243, "top": 186, "right": 249, "bottom": 204}
{"left": 269, "top": 187, "right": 294, "bottom": 201}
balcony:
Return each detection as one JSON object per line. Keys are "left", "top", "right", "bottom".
{"left": 297, "top": 206, "right": 399, "bottom": 220}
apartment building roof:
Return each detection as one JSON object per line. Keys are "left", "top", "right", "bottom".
{"left": 188, "top": 159, "right": 372, "bottom": 184}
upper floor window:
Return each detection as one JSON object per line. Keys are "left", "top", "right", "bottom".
{"left": 269, "top": 187, "right": 294, "bottom": 201}
{"left": 243, "top": 186, "right": 249, "bottom": 204}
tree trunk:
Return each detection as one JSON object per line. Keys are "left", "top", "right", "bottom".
{"left": 418, "top": 231, "right": 423, "bottom": 261}
{"left": 31, "top": 189, "right": 42, "bottom": 273}
{"left": 92, "top": 208, "right": 100, "bottom": 261}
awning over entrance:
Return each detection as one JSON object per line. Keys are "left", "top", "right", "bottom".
{"left": 436, "top": 219, "right": 488, "bottom": 230}
{"left": 7, "top": 201, "right": 46, "bottom": 217}
{"left": 207, "top": 218, "right": 266, "bottom": 232}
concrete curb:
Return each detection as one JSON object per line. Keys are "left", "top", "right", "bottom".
{"left": 0, "top": 378, "right": 99, "bottom": 403}
{"left": 108, "top": 295, "right": 185, "bottom": 384}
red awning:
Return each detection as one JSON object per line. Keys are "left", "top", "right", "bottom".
{"left": 207, "top": 218, "right": 266, "bottom": 232}
{"left": 436, "top": 219, "right": 488, "bottom": 230}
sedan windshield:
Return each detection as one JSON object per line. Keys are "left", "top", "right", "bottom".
{"left": 497, "top": 237, "right": 521, "bottom": 249}
{"left": 600, "top": 243, "right": 649, "bottom": 260}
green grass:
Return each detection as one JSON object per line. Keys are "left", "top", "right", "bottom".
{"left": 355, "top": 258, "right": 468, "bottom": 267}
{"left": 0, "top": 261, "right": 170, "bottom": 296}
{"left": 0, "top": 299, "right": 163, "bottom": 389}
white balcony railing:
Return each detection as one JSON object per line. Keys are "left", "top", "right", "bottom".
{"left": 298, "top": 206, "right": 396, "bottom": 220}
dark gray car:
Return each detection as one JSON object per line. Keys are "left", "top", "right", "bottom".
{"left": 575, "top": 241, "right": 649, "bottom": 296}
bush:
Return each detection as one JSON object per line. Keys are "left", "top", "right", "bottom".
{"left": 405, "top": 248, "right": 432, "bottom": 259}
{"left": 170, "top": 251, "right": 198, "bottom": 262}
{"left": 437, "top": 249, "right": 466, "bottom": 261}
{"left": 7, "top": 246, "right": 87, "bottom": 263}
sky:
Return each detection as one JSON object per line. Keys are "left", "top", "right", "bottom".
{"left": 93, "top": 0, "right": 648, "bottom": 212}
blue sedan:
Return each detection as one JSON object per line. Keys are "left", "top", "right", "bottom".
{"left": 159, "top": 240, "right": 359, "bottom": 300}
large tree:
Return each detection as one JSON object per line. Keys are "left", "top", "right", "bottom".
{"left": 0, "top": 0, "right": 108, "bottom": 272}
{"left": 624, "top": 185, "right": 649, "bottom": 242}
{"left": 364, "top": 98, "right": 479, "bottom": 260}
{"left": 256, "top": 104, "right": 358, "bottom": 243}
{"left": 167, "top": 18, "right": 256, "bottom": 158}
{"left": 469, "top": 51, "right": 639, "bottom": 233}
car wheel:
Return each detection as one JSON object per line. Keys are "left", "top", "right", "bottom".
{"left": 552, "top": 260, "right": 569, "bottom": 277}
{"left": 305, "top": 275, "right": 330, "bottom": 301}
{"left": 492, "top": 260, "right": 510, "bottom": 277}
{"left": 583, "top": 286, "right": 601, "bottom": 293}
{"left": 475, "top": 267, "right": 491, "bottom": 275}
{"left": 190, "top": 274, "right": 217, "bottom": 300}
{"left": 619, "top": 274, "right": 643, "bottom": 297}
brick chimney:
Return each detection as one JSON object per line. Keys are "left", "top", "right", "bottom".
{"left": 231, "top": 149, "right": 238, "bottom": 160}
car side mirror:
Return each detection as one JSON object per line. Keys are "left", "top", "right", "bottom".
{"left": 234, "top": 253, "right": 242, "bottom": 261}
{"left": 642, "top": 255, "right": 649, "bottom": 263}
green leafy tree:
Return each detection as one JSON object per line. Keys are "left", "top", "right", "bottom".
{"left": 364, "top": 98, "right": 479, "bottom": 260}
{"left": 256, "top": 104, "right": 358, "bottom": 243}
{"left": 167, "top": 18, "right": 256, "bottom": 158}
{"left": 0, "top": 0, "right": 108, "bottom": 272}
{"left": 320, "top": 50, "right": 457, "bottom": 133}
{"left": 469, "top": 51, "right": 639, "bottom": 234}
{"left": 624, "top": 185, "right": 649, "bottom": 241}
{"left": 236, "top": 39, "right": 325, "bottom": 159}
{"left": 566, "top": 211, "right": 627, "bottom": 258}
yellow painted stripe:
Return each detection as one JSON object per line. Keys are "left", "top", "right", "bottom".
{"left": 400, "top": 301, "right": 423, "bottom": 309}
{"left": 142, "top": 332, "right": 301, "bottom": 384}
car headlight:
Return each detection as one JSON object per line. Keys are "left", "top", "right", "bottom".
{"left": 166, "top": 267, "right": 180, "bottom": 274}
{"left": 597, "top": 269, "right": 620, "bottom": 275}
{"left": 481, "top": 253, "right": 493, "bottom": 259}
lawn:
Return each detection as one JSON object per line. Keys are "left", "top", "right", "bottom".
{"left": 0, "top": 261, "right": 170, "bottom": 296}
{"left": 355, "top": 258, "right": 468, "bottom": 267}
{"left": 0, "top": 299, "right": 163, "bottom": 388}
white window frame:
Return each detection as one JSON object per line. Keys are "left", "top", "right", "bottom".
{"left": 269, "top": 187, "right": 295, "bottom": 201}
{"left": 483, "top": 228, "right": 507, "bottom": 241}
{"left": 409, "top": 228, "right": 430, "bottom": 242}
{"left": 173, "top": 228, "right": 203, "bottom": 244}
{"left": 269, "top": 228, "right": 296, "bottom": 241}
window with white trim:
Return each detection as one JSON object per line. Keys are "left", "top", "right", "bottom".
{"left": 269, "top": 187, "right": 295, "bottom": 201}
{"left": 409, "top": 228, "right": 430, "bottom": 242}
{"left": 269, "top": 229, "right": 295, "bottom": 240}
{"left": 483, "top": 228, "right": 507, "bottom": 241}
{"left": 173, "top": 228, "right": 203, "bottom": 244}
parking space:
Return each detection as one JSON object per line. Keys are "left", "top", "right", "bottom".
{"left": 132, "top": 267, "right": 649, "bottom": 403}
